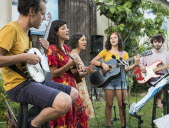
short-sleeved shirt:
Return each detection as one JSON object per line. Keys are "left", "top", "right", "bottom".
{"left": 97, "top": 49, "right": 129, "bottom": 90}
{"left": 47, "top": 44, "right": 76, "bottom": 85}
{"left": 0, "top": 21, "right": 31, "bottom": 91}
{"left": 140, "top": 49, "right": 169, "bottom": 74}
{"left": 98, "top": 49, "right": 129, "bottom": 61}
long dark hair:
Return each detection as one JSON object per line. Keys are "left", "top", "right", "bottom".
{"left": 47, "top": 20, "right": 67, "bottom": 52}
{"left": 105, "top": 33, "right": 123, "bottom": 51}
{"left": 69, "top": 33, "right": 84, "bottom": 49}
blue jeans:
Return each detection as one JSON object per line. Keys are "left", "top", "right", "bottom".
{"left": 103, "top": 72, "right": 127, "bottom": 90}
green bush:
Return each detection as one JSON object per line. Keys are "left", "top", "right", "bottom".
{"left": 0, "top": 75, "right": 6, "bottom": 122}
{"left": 0, "top": 74, "right": 19, "bottom": 127}
{"left": 95, "top": 0, "right": 169, "bottom": 56}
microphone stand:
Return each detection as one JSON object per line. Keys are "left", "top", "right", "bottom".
{"left": 113, "top": 106, "right": 119, "bottom": 121}
{"left": 117, "top": 58, "right": 127, "bottom": 127}
{"left": 151, "top": 72, "right": 169, "bottom": 128}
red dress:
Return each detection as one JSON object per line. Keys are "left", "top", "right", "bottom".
{"left": 47, "top": 44, "right": 88, "bottom": 128}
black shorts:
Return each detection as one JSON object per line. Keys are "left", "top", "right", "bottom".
{"left": 6, "top": 80, "right": 71, "bottom": 108}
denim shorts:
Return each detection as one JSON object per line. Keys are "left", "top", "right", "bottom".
{"left": 6, "top": 80, "right": 71, "bottom": 108}
{"left": 103, "top": 72, "right": 127, "bottom": 90}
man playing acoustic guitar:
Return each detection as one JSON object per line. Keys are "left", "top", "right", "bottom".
{"left": 0, "top": 0, "right": 79, "bottom": 128}
{"left": 139, "top": 34, "right": 169, "bottom": 108}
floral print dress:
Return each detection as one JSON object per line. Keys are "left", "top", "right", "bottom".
{"left": 47, "top": 44, "right": 88, "bottom": 128}
{"left": 70, "top": 53, "right": 95, "bottom": 119}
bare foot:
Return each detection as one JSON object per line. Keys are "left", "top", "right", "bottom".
{"left": 157, "top": 99, "right": 163, "bottom": 108}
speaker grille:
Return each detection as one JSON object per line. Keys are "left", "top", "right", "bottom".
{"left": 91, "top": 35, "right": 104, "bottom": 54}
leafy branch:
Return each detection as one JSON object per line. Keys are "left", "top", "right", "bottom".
{"left": 94, "top": 0, "right": 169, "bottom": 55}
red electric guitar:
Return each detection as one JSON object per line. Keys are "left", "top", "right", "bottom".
{"left": 134, "top": 60, "right": 169, "bottom": 84}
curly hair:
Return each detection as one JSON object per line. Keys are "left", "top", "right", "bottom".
{"left": 18, "top": 0, "right": 46, "bottom": 16}
{"left": 47, "top": 20, "right": 67, "bottom": 52}
{"left": 150, "top": 34, "right": 165, "bottom": 44}
{"left": 105, "top": 33, "right": 123, "bottom": 51}
{"left": 69, "top": 33, "right": 84, "bottom": 49}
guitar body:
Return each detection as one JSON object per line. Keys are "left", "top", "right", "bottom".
{"left": 67, "top": 54, "right": 82, "bottom": 84}
{"left": 89, "top": 59, "right": 120, "bottom": 88}
{"left": 70, "top": 65, "right": 82, "bottom": 84}
{"left": 26, "top": 48, "right": 50, "bottom": 82}
{"left": 134, "top": 61, "right": 162, "bottom": 84}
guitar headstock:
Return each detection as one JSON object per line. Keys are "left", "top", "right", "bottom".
{"left": 39, "top": 12, "right": 52, "bottom": 53}
{"left": 127, "top": 50, "right": 153, "bottom": 62}
{"left": 140, "top": 50, "right": 153, "bottom": 57}
{"left": 44, "top": 12, "right": 52, "bottom": 39}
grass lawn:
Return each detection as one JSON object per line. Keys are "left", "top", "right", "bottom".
{"left": 89, "top": 93, "right": 164, "bottom": 128}
{"left": 0, "top": 93, "right": 165, "bottom": 128}
{"left": 0, "top": 75, "right": 165, "bottom": 128}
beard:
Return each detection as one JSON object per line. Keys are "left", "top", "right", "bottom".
{"left": 153, "top": 45, "right": 162, "bottom": 50}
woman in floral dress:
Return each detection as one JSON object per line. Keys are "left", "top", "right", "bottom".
{"left": 47, "top": 20, "right": 88, "bottom": 128}
{"left": 69, "top": 33, "right": 95, "bottom": 119}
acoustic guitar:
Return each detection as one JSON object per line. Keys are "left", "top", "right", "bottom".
{"left": 89, "top": 59, "right": 120, "bottom": 88}
{"left": 67, "top": 54, "right": 82, "bottom": 84}
{"left": 89, "top": 50, "right": 153, "bottom": 88}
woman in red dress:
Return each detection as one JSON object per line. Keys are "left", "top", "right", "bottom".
{"left": 47, "top": 20, "right": 88, "bottom": 128}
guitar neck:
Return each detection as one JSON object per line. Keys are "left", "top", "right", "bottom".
{"left": 154, "top": 64, "right": 169, "bottom": 72}
{"left": 126, "top": 50, "right": 152, "bottom": 62}
{"left": 40, "top": 14, "right": 52, "bottom": 54}
{"left": 126, "top": 54, "right": 142, "bottom": 62}
{"left": 126, "top": 56, "right": 134, "bottom": 62}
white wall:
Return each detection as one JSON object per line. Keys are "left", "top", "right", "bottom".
{"left": 96, "top": 10, "right": 109, "bottom": 46}
{"left": 0, "top": 0, "right": 12, "bottom": 73}
{"left": 0, "top": 0, "right": 12, "bottom": 29}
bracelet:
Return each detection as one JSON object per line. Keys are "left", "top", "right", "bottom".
{"left": 100, "top": 62, "right": 102, "bottom": 66}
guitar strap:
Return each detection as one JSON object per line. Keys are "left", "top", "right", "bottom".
{"left": 119, "top": 51, "right": 123, "bottom": 59}
{"left": 8, "top": 64, "right": 29, "bottom": 78}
